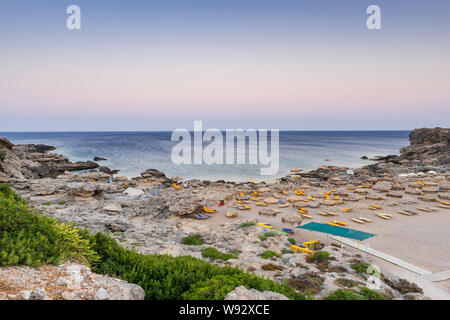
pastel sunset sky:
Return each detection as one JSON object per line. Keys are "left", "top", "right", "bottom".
{"left": 1, "top": 0, "right": 449, "bottom": 131}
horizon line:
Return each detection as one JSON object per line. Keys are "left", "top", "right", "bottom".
{"left": 0, "top": 129, "right": 414, "bottom": 133}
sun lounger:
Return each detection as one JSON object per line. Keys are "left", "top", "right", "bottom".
{"left": 351, "top": 218, "right": 365, "bottom": 224}
{"left": 279, "top": 203, "right": 289, "bottom": 208}
{"left": 359, "top": 217, "right": 372, "bottom": 222}
{"left": 257, "top": 202, "right": 267, "bottom": 206}
{"left": 194, "top": 213, "right": 211, "bottom": 219}
{"left": 291, "top": 245, "right": 313, "bottom": 254}
{"left": 258, "top": 223, "right": 273, "bottom": 229}
{"left": 398, "top": 210, "right": 412, "bottom": 216}
{"left": 332, "top": 220, "right": 348, "bottom": 226}
{"left": 325, "top": 221, "right": 341, "bottom": 227}
{"left": 282, "top": 228, "right": 294, "bottom": 234}
{"left": 417, "top": 207, "right": 434, "bottom": 212}
{"left": 225, "top": 212, "right": 237, "bottom": 218}
{"left": 438, "top": 204, "right": 450, "bottom": 209}
{"left": 273, "top": 193, "right": 281, "bottom": 199}
{"left": 302, "top": 214, "right": 312, "bottom": 219}
{"left": 326, "top": 211, "right": 337, "bottom": 216}
{"left": 203, "top": 206, "right": 216, "bottom": 213}
{"left": 375, "top": 213, "right": 391, "bottom": 220}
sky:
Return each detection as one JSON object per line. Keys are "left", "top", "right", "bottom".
{"left": 1, "top": 0, "right": 449, "bottom": 131}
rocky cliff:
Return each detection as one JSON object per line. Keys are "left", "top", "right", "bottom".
{"left": 397, "top": 127, "right": 449, "bottom": 165}
{"left": 0, "top": 138, "right": 99, "bottom": 183}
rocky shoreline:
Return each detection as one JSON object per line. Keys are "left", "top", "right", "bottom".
{"left": 0, "top": 127, "right": 449, "bottom": 300}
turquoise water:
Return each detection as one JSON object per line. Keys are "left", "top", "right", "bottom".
{"left": 0, "top": 131, "right": 409, "bottom": 181}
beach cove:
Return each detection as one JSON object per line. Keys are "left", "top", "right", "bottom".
{"left": 0, "top": 127, "right": 449, "bottom": 300}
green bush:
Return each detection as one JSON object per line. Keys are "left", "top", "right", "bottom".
{"left": 325, "top": 287, "right": 387, "bottom": 300}
{"left": 42, "top": 201, "right": 51, "bottom": 206}
{"left": 180, "top": 234, "right": 203, "bottom": 246}
{"left": 359, "top": 287, "right": 387, "bottom": 300}
{"left": 238, "top": 222, "right": 256, "bottom": 229}
{"left": 259, "top": 232, "right": 275, "bottom": 241}
{"left": 312, "top": 251, "right": 330, "bottom": 262}
{"left": 260, "top": 250, "right": 281, "bottom": 259}
{"left": 0, "top": 185, "right": 98, "bottom": 268}
{"left": 58, "top": 200, "right": 67, "bottom": 205}
{"left": 0, "top": 151, "right": 5, "bottom": 162}
{"left": 182, "top": 274, "right": 304, "bottom": 300}
{"left": 89, "top": 232, "right": 303, "bottom": 300}
{"left": 202, "top": 247, "right": 237, "bottom": 261}
{"left": 287, "top": 238, "right": 296, "bottom": 245}
{"left": 282, "top": 248, "right": 294, "bottom": 254}
{"left": 351, "top": 262, "right": 371, "bottom": 274}
{"left": 324, "top": 289, "right": 365, "bottom": 300}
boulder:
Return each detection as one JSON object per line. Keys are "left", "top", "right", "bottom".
{"left": 140, "top": 168, "right": 167, "bottom": 179}
{"left": 122, "top": 188, "right": 144, "bottom": 197}
{"left": 68, "top": 182, "right": 107, "bottom": 197}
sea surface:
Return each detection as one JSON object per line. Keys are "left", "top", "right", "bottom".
{"left": 0, "top": 131, "right": 409, "bottom": 182}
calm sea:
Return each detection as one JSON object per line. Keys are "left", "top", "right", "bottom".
{"left": 0, "top": 131, "right": 409, "bottom": 181}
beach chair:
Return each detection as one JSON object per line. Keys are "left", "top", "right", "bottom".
{"left": 375, "top": 213, "right": 390, "bottom": 220}
{"left": 194, "top": 213, "right": 211, "bottom": 219}
{"left": 173, "top": 183, "right": 183, "bottom": 189}
{"left": 225, "top": 212, "right": 237, "bottom": 218}
{"left": 303, "top": 240, "right": 320, "bottom": 250}
{"left": 256, "top": 202, "right": 267, "bottom": 206}
{"left": 203, "top": 206, "right": 216, "bottom": 213}
{"left": 417, "top": 207, "right": 433, "bottom": 212}
{"left": 291, "top": 245, "right": 313, "bottom": 254}
{"left": 351, "top": 218, "right": 365, "bottom": 224}
{"left": 282, "top": 228, "right": 295, "bottom": 234}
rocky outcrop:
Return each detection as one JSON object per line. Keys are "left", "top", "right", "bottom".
{"left": 0, "top": 262, "right": 144, "bottom": 300}
{"left": 0, "top": 138, "right": 103, "bottom": 181}
{"left": 397, "top": 128, "right": 449, "bottom": 165}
